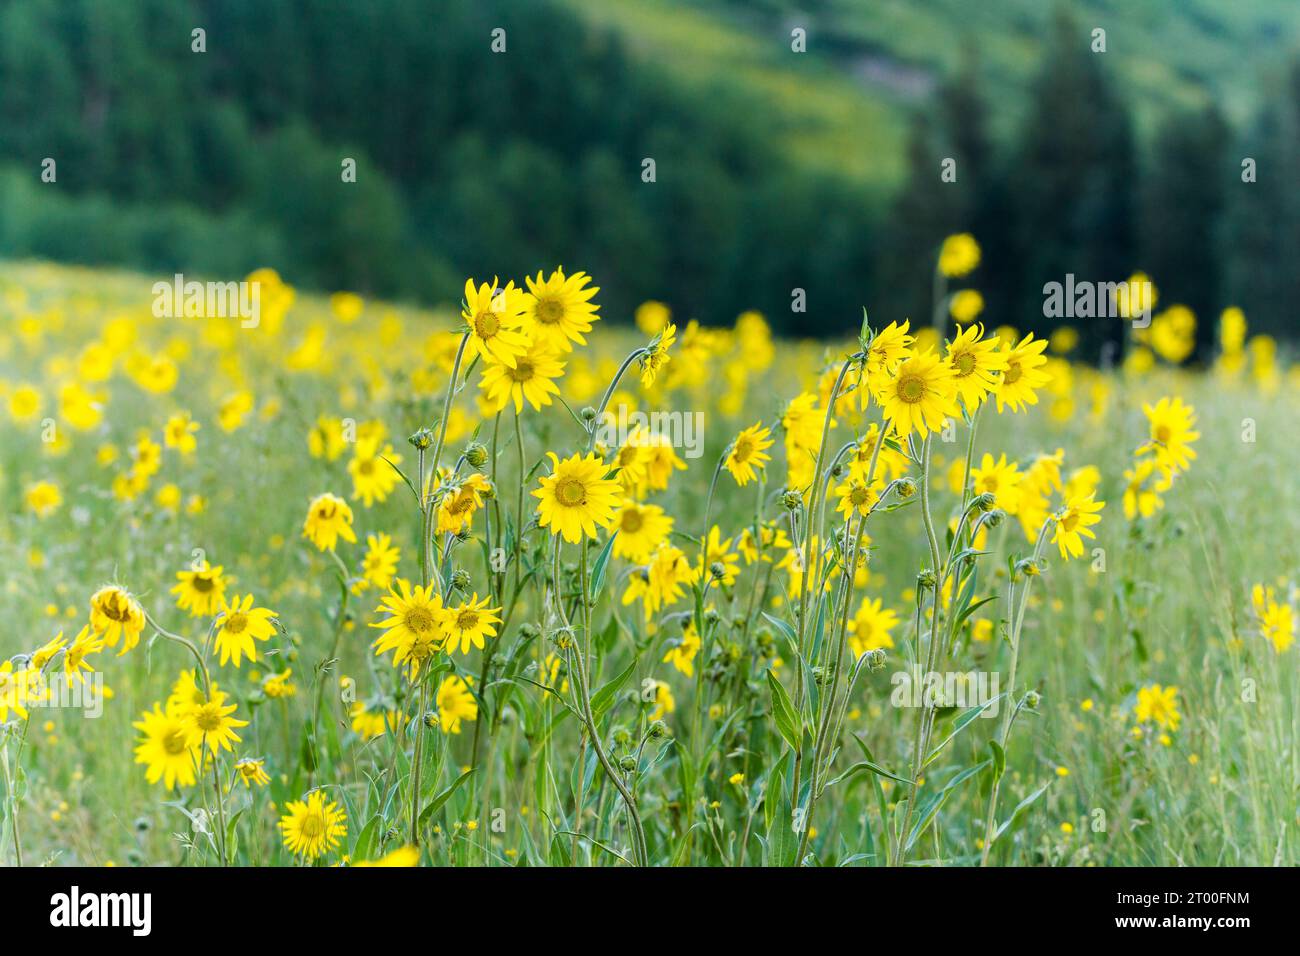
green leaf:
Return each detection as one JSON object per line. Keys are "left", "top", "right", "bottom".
{"left": 589, "top": 532, "right": 618, "bottom": 601}
{"left": 418, "top": 768, "right": 476, "bottom": 827}
{"left": 766, "top": 669, "right": 802, "bottom": 752}
{"left": 924, "top": 694, "right": 1004, "bottom": 767}
{"left": 825, "top": 758, "right": 911, "bottom": 789}
{"left": 993, "top": 781, "right": 1052, "bottom": 843}
{"left": 988, "top": 740, "right": 1006, "bottom": 782}
{"left": 906, "top": 760, "right": 990, "bottom": 850}
{"left": 591, "top": 656, "right": 638, "bottom": 721}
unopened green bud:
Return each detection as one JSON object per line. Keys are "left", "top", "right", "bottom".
{"left": 896, "top": 477, "right": 918, "bottom": 499}
{"left": 464, "top": 442, "right": 488, "bottom": 467}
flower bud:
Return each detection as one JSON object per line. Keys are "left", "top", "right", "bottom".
{"left": 422, "top": 711, "right": 439, "bottom": 729}
{"left": 974, "top": 491, "right": 997, "bottom": 513}
{"left": 867, "top": 648, "right": 887, "bottom": 672}
{"left": 709, "top": 561, "right": 726, "bottom": 582}
{"left": 649, "top": 720, "right": 670, "bottom": 739}
{"left": 984, "top": 508, "right": 1006, "bottom": 529}
{"left": 781, "top": 488, "right": 803, "bottom": 511}
{"left": 917, "top": 568, "right": 937, "bottom": 589}
{"left": 1023, "top": 690, "right": 1042, "bottom": 710}
{"left": 408, "top": 427, "right": 434, "bottom": 450}
{"left": 618, "top": 755, "right": 637, "bottom": 773}
{"left": 580, "top": 406, "right": 598, "bottom": 423}
{"left": 450, "top": 568, "right": 472, "bottom": 591}
{"left": 896, "top": 477, "right": 918, "bottom": 499}
{"left": 464, "top": 442, "right": 488, "bottom": 467}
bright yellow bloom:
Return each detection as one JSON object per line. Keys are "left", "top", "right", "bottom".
{"left": 183, "top": 689, "right": 249, "bottom": 754}
{"left": 435, "top": 472, "right": 492, "bottom": 535}
{"left": 354, "top": 846, "right": 420, "bottom": 867}
{"left": 1138, "top": 396, "right": 1199, "bottom": 476}
{"left": 25, "top": 480, "right": 62, "bottom": 518}
{"left": 994, "top": 333, "right": 1052, "bottom": 413}
{"left": 436, "top": 675, "right": 478, "bottom": 734}
{"left": 836, "top": 475, "right": 884, "bottom": 520}
{"left": 163, "top": 412, "right": 199, "bottom": 456}
{"left": 522, "top": 267, "right": 599, "bottom": 351}
{"left": 88, "top": 585, "right": 146, "bottom": 655}
{"left": 1134, "top": 684, "right": 1180, "bottom": 732}
{"left": 359, "top": 533, "right": 401, "bottom": 591}
{"left": 971, "top": 453, "right": 1022, "bottom": 515}
{"left": 698, "top": 526, "right": 740, "bottom": 587}
{"left": 279, "top": 791, "right": 347, "bottom": 860}
{"left": 1253, "top": 585, "right": 1295, "bottom": 654}
{"left": 848, "top": 596, "right": 899, "bottom": 657}
{"left": 62, "top": 626, "right": 105, "bottom": 685}
{"left": 133, "top": 703, "right": 200, "bottom": 790}
{"left": 612, "top": 499, "right": 673, "bottom": 563}
{"left": 648, "top": 679, "right": 676, "bottom": 721}
{"left": 945, "top": 323, "right": 1007, "bottom": 408}
{"left": 302, "top": 493, "right": 357, "bottom": 551}
{"left": 214, "top": 594, "right": 278, "bottom": 668}
{"left": 724, "top": 423, "right": 774, "bottom": 487}
{"left": 371, "top": 580, "right": 448, "bottom": 679}
{"left": 533, "top": 452, "right": 622, "bottom": 543}
{"left": 938, "top": 233, "right": 980, "bottom": 277}
{"left": 880, "top": 349, "right": 960, "bottom": 439}
{"left": 638, "top": 323, "right": 677, "bottom": 387}
{"left": 171, "top": 560, "right": 228, "bottom": 617}
{"left": 662, "top": 622, "right": 702, "bottom": 677}
{"left": 463, "top": 277, "right": 531, "bottom": 368}
{"left": 234, "top": 757, "right": 270, "bottom": 788}
{"left": 445, "top": 594, "right": 502, "bottom": 655}
{"left": 866, "top": 320, "right": 914, "bottom": 379}
{"left": 1052, "top": 493, "right": 1105, "bottom": 560}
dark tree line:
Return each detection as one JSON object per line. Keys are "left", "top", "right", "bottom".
{"left": 0, "top": 0, "right": 1294, "bottom": 351}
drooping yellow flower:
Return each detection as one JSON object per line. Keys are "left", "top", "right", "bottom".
{"left": 171, "top": 560, "right": 228, "bottom": 617}
{"left": 945, "top": 323, "right": 1007, "bottom": 408}
{"left": 1134, "top": 684, "right": 1180, "bottom": 732}
{"left": 262, "top": 668, "right": 297, "bottom": 699}
{"left": 724, "top": 423, "right": 774, "bottom": 487}
{"left": 444, "top": 594, "right": 502, "bottom": 655}
{"left": 302, "top": 493, "right": 357, "bottom": 551}
{"left": 62, "top": 625, "right": 105, "bottom": 685}
{"left": 662, "top": 622, "right": 702, "bottom": 677}
{"left": 638, "top": 323, "right": 677, "bottom": 388}
{"left": 533, "top": 452, "right": 622, "bottom": 544}
{"left": 435, "top": 472, "right": 492, "bottom": 535}
{"left": 612, "top": 499, "right": 673, "bottom": 563}
{"left": 643, "top": 545, "right": 698, "bottom": 618}
{"left": 848, "top": 596, "right": 899, "bottom": 657}
{"left": 0, "top": 661, "right": 42, "bottom": 723}
{"left": 1138, "top": 396, "right": 1199, "bottom": 476}
{"left": 994, "top": 334, "right": 1052, "bottom": 413}
{"left": 866, "top": 320, "right": 914, "bottom": 379}
{"left": 648, "top": 679, "right": 676, "bottom": 721}
{"left": 88, "top": 585, "right": 146, "bottom": 655}
{"left": 938, "top": 233, "right": 980, "bottom": 277}
{"left": 436, "top": 675, "right": 478, "bottom": 735}
{"left": 234, "top": 757, "right": 271, "bottom": 788}
{"left": 370, "top": 580, "right": 448, "bottom": 680}
{"left": 279, "top": 790, "right": 348, "bottom": 860}
{"left": 522, "top": 267, "right": 600, "bottom": 351}
{"left": 1052, "top": 493, "right": 1105, "bottom": 560}
{"left": 462, "top": 277, "right": 531, "bottom": 368}
{"left": 880, "top": 349, "right": 960, "bottom": 439}
{"left": 133, "top": 703, "right": 200, "bottom": 790}
{"left": 214, "top": 594, "right": 278, "bottom": 668}
{"left": 479, "top": 337, "right": 565, "bottom": 414}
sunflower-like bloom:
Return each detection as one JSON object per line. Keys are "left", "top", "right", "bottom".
{"left": 835, "top": 476, "right": 884, "bottom": 520}
{"left": 866, "top": 320, "right": 914, "bottom": 379}
{"left": 302, "top": 492, "right": 357, "bottom": 551}
{"left": 1138, "top": 396, "right": 1199, "bottom": 476}
{"left": 89, "top": 585, "right": 146, "bottom": 655}
{"left": 214, "top": 594, "right": 278, "bottom": 668}
{"left": 234, "top": 757, "right": 271, "bottom": 788}
{"left": 1051, "top": 493, "right": 1105, "bottom": 560}
{"left": 371, "top": 580, "right": 448, "bottom": 679}
{"left": 171, "top": 560, "right": 228, "bottom": 618}
{"left": 0, "top": 660, "right": 44, "bottom": 723}
{"left": 348, "top": 444, "right": 403, "bottom": 507}
{"left": 1134, "top": 684, "right": 1180, "bottom": 732}
{"left": 358, "top": 532, "right": 401, "bottom": 592}
{"left": 880, "top": 349, "right": 961, "bottom": 439}
{"left": 1252, "top": 585, "right": 1295, "bottom": 655}
{"left": 182, "top": 688, "right": 249, "bottom": 754}
{"left": 133, "top": 703, "right": 201, "bottom": 790}
{"left": 945, "top": 323, "right": 1007, "bottom": 408}
{"left": 522, "top": 267, "right": 600, "bottom": 351}
{"left": 279, "top": 790, "right": 347, "bottom": 860}
{"left": 463, "top": 277, "right": 531, "bottom": 368}
{"left": 479, "top": 337, "right": 565, "bottom": 413}
{"left": 697, "top": 526, "right": 740, "bottom": 588}
{"left": 971, "top": 453, "right": 1023, "bottom": 515}
{"left": 724, "top": 423, "right": 774, "bottom": 487}
{"left": 436, "top": 675, "right": 478, "bottom": 734}
{"left": 62, "top": 625, "right": 105, "bottom": 685}
{"left": 993, "top": 333, "right": 1052, "bottom": 413}
{"left": 662, "top": 622, "right": 701, "bottom": 677}
{"left": 848, "top": 596, "right": 900, "bottom": 657}
{"left": 444, "top": 594, "right": 502, "bottom": 655}
{"left": 533, "top": 452, "right": 622, "bottom": 543}
{"left": 436, "top": 473, "right": 492, "bottom": 535}
{"left": 612, "top": 499, "right": 673, "bottom": 563}
{"left": 938, "top": 233, "right": 981, "bottom": 277}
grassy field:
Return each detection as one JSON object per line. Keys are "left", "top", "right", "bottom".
{"left": 0, "top": 256, "right": 1295, "bottom": 867}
